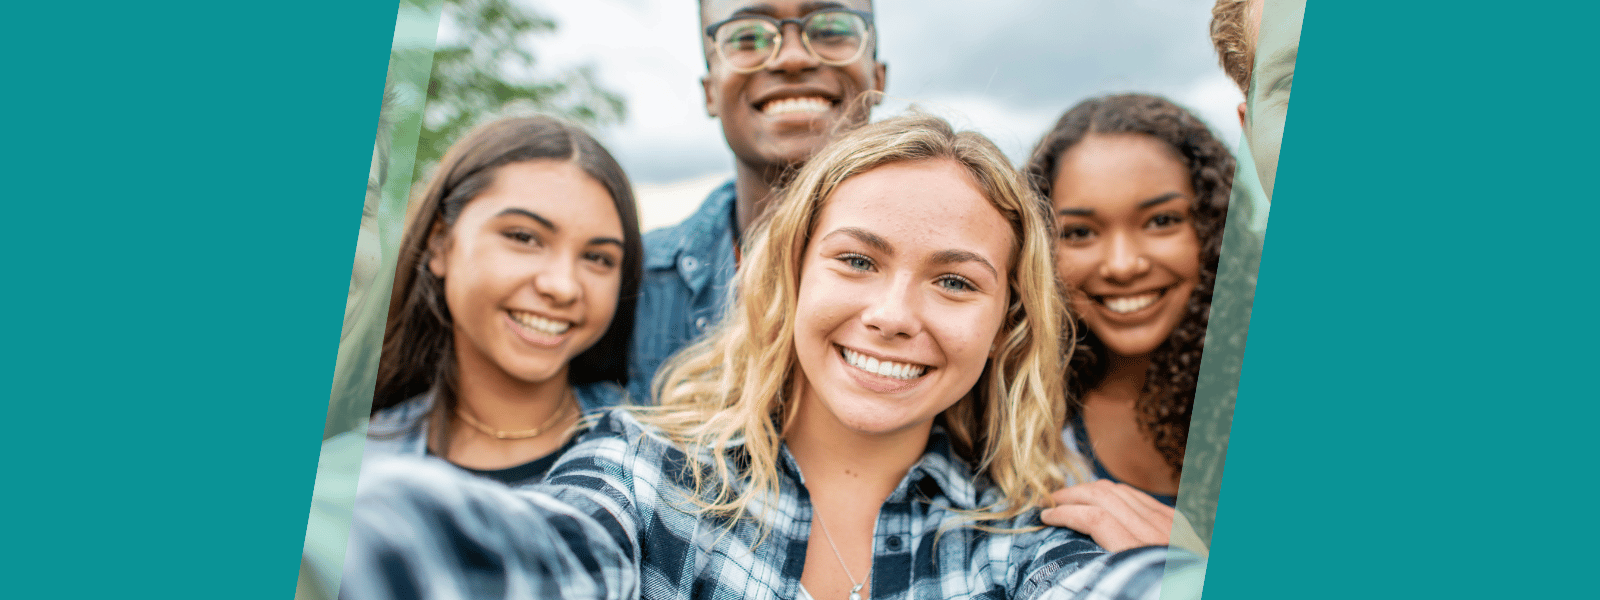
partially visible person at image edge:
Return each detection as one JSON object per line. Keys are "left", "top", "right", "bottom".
{"left": 1210, "top": 0, "right": 1302, "bottom": 200}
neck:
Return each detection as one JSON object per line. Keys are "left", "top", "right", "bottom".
{"left": 733, "top": 161, "right": 784, "bottom": 236}
{"left": 784, "top": 395, "right": 929, "bottom": 506}
{"left": 454, "top": 367, "right": 571, "bottom": 430}
{"left": 441, "top": 352, "right": 577, "bottom": 469}
{"left": 787, "top": 386, "right": 912, "bottom": 600}
{"left": 1079, "top": 352, "right": 1179, "bottom": 495}
{"left": 1092, "top": 352, "right": 1151, "bottom": 403}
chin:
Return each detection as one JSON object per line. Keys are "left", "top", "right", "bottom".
{"left": 1098, "top": 336, "right": 1169, "bottom": 360}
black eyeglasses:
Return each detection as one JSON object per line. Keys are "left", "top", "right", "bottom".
{"left": 704, "top": 8, "right": 875, "bottom": 73}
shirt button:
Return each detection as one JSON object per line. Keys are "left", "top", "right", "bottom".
{"left": 695, "top": 316, "right": 709, "bottom": 330}
{"left": 681, "top": 256, "right": 700, "bottom": 272}
{"left": 885, "top": 536, "right": 902, "bottom": 550}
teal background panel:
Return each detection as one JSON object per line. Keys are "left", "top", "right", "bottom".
{"left": 6, "top": 1, "right": 398, "bottom": 598}
{"left": 9, "top": 1, "right": 1599, "bottom": 599}
{"left": 1202, "top": 2, "right": 1597, "bottom": 599}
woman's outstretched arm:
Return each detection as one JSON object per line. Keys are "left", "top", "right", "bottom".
{"left": 338, "top": 440, "right": 644, "bottom": 600}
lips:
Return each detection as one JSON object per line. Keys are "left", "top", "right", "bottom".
{"left": 506, "top": 309, "right": 572, "bottom": 345}
{"left": 1096, "top": 288, "right": 1166, "bottom": 314}
{"left": 752, "top": 87, "right": 841, "bottom": 118}
{"left": 837, "top": 345, "right": 929, "bottom": 381}
{"left": 760, "top": 96, "right": 834, "bottom": 116}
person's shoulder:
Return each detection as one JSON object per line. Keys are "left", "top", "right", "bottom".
{"left": 571, "top": 408, "right": 676, "bottom": 458}
{"left": 364, "top": 394, "right": 432, "bottom": 457}
{"left": 641, "top": 179, "right": 736, "bottom": 268}
{"left": 574, "top": 381, "right": 629, "bottom": 412}
{"left": 370, "top": 394, "right": 432, "bottom": 430}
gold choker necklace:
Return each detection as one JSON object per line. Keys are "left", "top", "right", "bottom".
{"left": 455, "top": 388, "right": 576, "bottom": 440}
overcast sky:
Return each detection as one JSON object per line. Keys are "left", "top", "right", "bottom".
{"left": 515, "top": 0, "right": 1241, "bottom": 229}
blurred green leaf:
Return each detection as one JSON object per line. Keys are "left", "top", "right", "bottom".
{"left": 415, "top": 0, "right": 627, "bottom": 186}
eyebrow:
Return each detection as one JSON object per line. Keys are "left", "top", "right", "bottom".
{"left": 496, "top": 207, "right": 557, "bottom": 232}
{"left": 821, "top": 226, "right": 894, "bottom": 256}
{"left": 1057, "top": 192, "right": 1186, "bottom": 217}
{"left": 588, "top": 237, "right": 625, "bottom": 249}
{"left": 1139, "top": 192, "right": 1186, "bottom": 208}
{"left": 731, "top": 1, "right": 848, "bottom": 18}
{"left": 931, "top": 249, "right": 998, "bottom": 280}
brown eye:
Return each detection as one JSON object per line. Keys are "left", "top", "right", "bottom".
{"left": 1059, "top": 224, "right": 1095, "bottom": 243}
{"left": 584, "top": 251, "right": 618, "bottom": 269}
{"left": 503, "top": 229, "right": 542, "bottom": 246}
{"left": 1147, "top": 213, "right": 1185, "bottom": 229}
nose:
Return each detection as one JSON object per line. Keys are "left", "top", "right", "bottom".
{"left": 768, "top": 23, "right": 819, "bottom": 72}
{"left": 533, "top": 256, "right": 580, "bottom": 306}
{"left": 1098, "top": 233, "right": 1151, "bottom": 283}
{"left": 859, "top": 276, "right": 922, "bottom": 339}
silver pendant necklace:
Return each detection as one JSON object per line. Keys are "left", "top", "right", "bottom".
{"left": 812, "top": 508, "right": 870, "bottom": 600}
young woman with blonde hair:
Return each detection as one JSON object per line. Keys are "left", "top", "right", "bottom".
{"left": 340, "top": 113, "right": 1193, "bottom": 600}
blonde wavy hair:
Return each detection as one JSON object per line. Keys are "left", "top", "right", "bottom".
{"left": 638, "top": 113, "right": 1089, "bottom": 527}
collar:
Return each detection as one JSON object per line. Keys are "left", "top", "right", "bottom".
{"left": 643, "top": 180, "right": 737, "bottom": 295}
{"left": 895, "top": 426, "right": 981, "bottom": 509}
{"left": 773, "top": 425, "right": 982, "bottom": 510}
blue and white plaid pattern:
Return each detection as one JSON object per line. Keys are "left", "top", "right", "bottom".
{"left": 341, "top": 409, "right": 1195, "bottom": 600}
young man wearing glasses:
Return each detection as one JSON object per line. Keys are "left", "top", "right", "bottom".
{"left": 628, "top": 0, "right": 888, "bottom": 400}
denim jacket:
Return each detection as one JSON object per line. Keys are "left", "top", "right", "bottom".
{"left": 627, "top": 180, "right": 739, "bottom": 401}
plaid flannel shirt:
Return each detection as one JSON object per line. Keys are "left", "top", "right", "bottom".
{"left": 341, "top": 409, "right": 1197, "bottom": 600}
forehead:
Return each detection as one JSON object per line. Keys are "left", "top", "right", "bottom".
{"left": 466, "top": 160, "right": 622, "bottom": 232}
{"left": 813, "top": 159, "right": 1014, "bottom": 266}
{"left": 702, "top": 0, "right": 873, "bottom": 24}
{"left": 1052, "top": 134, "right": 1193, "bottom": 204}
{"left": 1247, "top": 0, "right": 1264, "bottom": 42}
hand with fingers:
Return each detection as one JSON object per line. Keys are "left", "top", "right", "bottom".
{"left": 1041, "top": 479, "right": 1174, "bottom": 552}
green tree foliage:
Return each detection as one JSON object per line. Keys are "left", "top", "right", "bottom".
{"left": 414, "top": 0, "right": 627, "bottom": 185}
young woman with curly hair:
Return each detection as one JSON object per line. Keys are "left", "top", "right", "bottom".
{"left": 1024, "top": 94, "right": 1236, "bottom": 552}
{"left": 338, "top": 113, "right": 1194, "bottom": 600}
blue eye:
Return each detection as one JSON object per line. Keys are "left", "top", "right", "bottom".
{"left": 937, "top": 275, "right": 976, "bottom": 293}
{"left": 836, "top": 253, "right": 873, "bottom": 271}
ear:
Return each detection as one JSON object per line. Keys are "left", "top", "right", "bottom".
{"left": 871, "top": 60, "right": 889, "bottom": 104}
{"left": 426, "top": 220, "right": 451, "bottom": 278}
{"left": 702, "top": 74, "right": 717, "bottom": 118}
{"left": 1236, "top": 101, "right": 1248, "bottom": 129}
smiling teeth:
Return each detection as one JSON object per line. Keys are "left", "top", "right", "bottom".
{"left": 763, "top": 96, "right": 831, "bottom": 116}
{"left": 510, "top": 311, "right": 571, "bottom": 336}
{"left": 841, "top": 347, "right": 926, "bottom": 380}
{"left": 1102, "top": 291, "right": 1162, "bottom": 314}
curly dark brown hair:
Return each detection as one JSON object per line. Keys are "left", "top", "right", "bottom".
{"left": 1024, "top": 93, "right": 1237, "bottom": 474}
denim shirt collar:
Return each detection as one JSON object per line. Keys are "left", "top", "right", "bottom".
{"left": 643, "top": 179, "right": 737, "bottom": 297}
